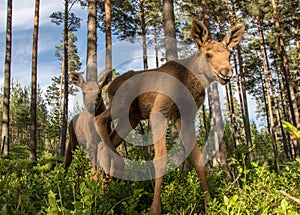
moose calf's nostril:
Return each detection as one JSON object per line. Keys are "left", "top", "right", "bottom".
{"left": 220, "top": 68, "right": 232, "bottom": 77}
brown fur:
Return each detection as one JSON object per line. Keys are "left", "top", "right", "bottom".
{"left": 63, "top": 71, "right": 112, "bottom": 182}
{"left": 95, "top": 20, "right": 245, "bottom": 214}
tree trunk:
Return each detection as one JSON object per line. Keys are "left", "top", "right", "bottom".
{"left": 29, "top": 0, "right": 40, "bottom": 162}
{"left": 238, "top": 46, "right": 254, "bottom": 161}
{"left": 274, "top": 62, "right": 292, "bottom": 160}
{"left": 257, "top": 16, "right": 280, "bottom": 173}
{"left": 225, "top": 83, "right": 238, "bottom": 148}
{"left": 272, "top": 0, "right": 300, "bottom": 131}
{"left": 295, "top": 25, "right": 300, "bottom": 73}
{"left": 105, "top": 0, "right": 112, "bottom": 73}
{"left": 86, "top": 0, "right": 97, "bottom": 82}
{"left": 59, "top": 0, "right": 69, "bottom": 157}
{"left": 163, "top": 0, "right": 177, "bottom": 61}
{"left": 232, "top": 50, "right": 246, "bottom": 143}
{"left": 154, "top": 24, "right": 159, "bottom": 68}
{"left": 229, "top": 0, "right": 254, "bottom": 161}
{"left": 277, "top": 50, "right": 297, "bottom": 159}
{"left": 1, "top": 0, "right": 12, "bottom": 157}
{"left": 260, "top": 23, "right": 288, "bottom": 163}
{"left": 201, "top": 0, "right": 228, "bottom": 168}
{"left": 58, "top": 60, "right": 64, "bottom": 125}
{"left": 202, "top": 105, "right": 208, "bottom": 141}
{"left": 140, "top": 0, "right": 148, "bottom": 70}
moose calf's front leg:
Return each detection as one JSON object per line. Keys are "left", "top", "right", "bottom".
{"left": 175, "top": 118, "right": 211, "bottom": 210}
{"left": 95, "top": 109, "right": 125, "bottom": 178}
{"left": 190, "top": 144, "right": 211, "bottom": 209}
{"left": 149, "top": 112, "right": 168, "bottom": 215}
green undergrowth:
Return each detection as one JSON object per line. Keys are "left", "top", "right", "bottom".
{"left": 0, "top": 146, "right": 299, "bottom": 214}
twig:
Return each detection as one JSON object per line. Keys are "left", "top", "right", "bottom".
{"left": 226, "top": 173, "right": 241, "bottom": 191}
{"left": 279, "top": 190, "right": 300, "bottom": 205}
{"left": 189, "top": 203, "right": 197, "bottom": 215}
{"left": 106, "top": 196, "right": 131, "bottom": 215}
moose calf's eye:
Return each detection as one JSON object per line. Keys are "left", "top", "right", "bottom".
{"left": 205, "top": 53, "right": 212, "bottom": 59}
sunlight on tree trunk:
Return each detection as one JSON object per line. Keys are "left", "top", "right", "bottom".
{"left": 29, "top": 0, "right": 40, "bottom": 162}
{"left": 140, "top": 0, "right": 148, "bottom": 70}
{"left": 272, "top": 0, "right": 300, "bottom": 131}
{"left": 86, "top": 0, "right": 97, "bottom": 82}
{"left": 59, "top": 0, "right": 69, "bottom": 157}
{"left": 163, "top": 0, "right": 177, "bottom": 61}
{"left": 201, "top": 0, "right": 229, "bottom": 168}
{"left": 105, "top": 0, "right": 112, "bottom": 73}
{"left": 1, "top": 0, "right": 12, "bottom": 157}
{"left": 257, "top": 16, "right": 280, "bottom": 173}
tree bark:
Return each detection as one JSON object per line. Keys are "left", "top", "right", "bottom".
{"left": 154, "top": 24, "right": 159, "bottom": 68}
{"left": 59, "top": 0, "right": 69, "bottom": 157}
{"left": 163, "top": 0, "right": 177, "bottom": 61}
{"left": 272, "top": 0, "right": 300, "bottom": 131}
{"left": 140, "top": 0, "right": 148, "bottom": 70}
{"left": 225, "top": 83, "right": 238, "bottom": 148}
{"left": 201, "top": 0, "right": 228, "bottom": 168}
{"left": 257, "top": 16, "right": 280, "bottom": 173}
{"left": 228, "top": 0, "right": 254, "bottom": 158}
{"left": 86, "top": 0, "right": 97, "bottom": 82}
{"left": 237, "top": 46, "right": 254, "bottom": 161}
{"left": 274, "top": 62, "right": 292, "bottom": 160}
{"left": 105, "top": 0, "right": 112, "bottom": 73}
{"left": 1, "top": 0, "right": 12, "bottom": 157}
{"left": 58, "top": 60, "right": 64, "bottom": 125}
{"left": 233, "top": 50, "right": 245, "bottom": 145}
{"left": 29, "top": 0, "right": 40, "bottom": 162}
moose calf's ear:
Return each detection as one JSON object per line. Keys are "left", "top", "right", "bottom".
{"left": 222, "top": 24, "right": 245, "bottom": 48}
{"left": 191, "top": 20, "right": 209, "bottom": 46}
{"left": 98, "top": 70, "right": 113, "bottom": 89}
{"left": 70, "top": 72, "right": 85, "bottom": 88}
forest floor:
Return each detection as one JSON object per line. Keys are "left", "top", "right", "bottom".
{"left": 0, "top": 145, "right": 299, "bottom": 214}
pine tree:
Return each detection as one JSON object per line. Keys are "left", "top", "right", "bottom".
{"left": 29, "top": 0, "right": 40, "bottom": 162}
{"left": 1, "top": 0, "right": 12, "bottom": 157}
{"left": 50, "top": 0, "right": 81, "bottom": 156}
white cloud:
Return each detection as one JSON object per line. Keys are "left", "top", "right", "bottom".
{"left": 0, "top": 0, "right": 87, "bottom": 88}
{"left": 0, "top": 0, "right": 86, "bottom": 33}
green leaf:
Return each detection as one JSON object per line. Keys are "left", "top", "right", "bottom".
{"left": 280, "top": 199, "right": 288, "bottom": 211}
{"left": 254, "top": 207, "right": 263, "bottom": 215}
{"left": 224, "top": 196, "right": 229, "bottom": 206}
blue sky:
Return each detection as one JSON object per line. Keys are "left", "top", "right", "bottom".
{"left": 0, "top": 0, "right": 261, "bottom": 125}
{"left": 0, "top": 0, "right": 90, "bottom": 89}
{"left": 0, "top": 0, "right": 162, "bottom": 87}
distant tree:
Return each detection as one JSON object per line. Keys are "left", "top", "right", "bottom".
{"left": 29, "top": 0, "right": 40, "bottom": 162}
{"left": 50, "top": 0, "right": 81, "bottom": 156}
{"left": 45, "top": 78, "right": 62, "bottom": 152}
{"left": 97, "top": 0, "right": 163, "bottom": 68}
{"left": 97, "top": 0, "right": 139, "bottom": 40}
{"left": 1, "top": 0, "right": 12, "bottom": 157}
{"left": 271, "top": 0, "right": 300, "bottom": 131}
{"left": 36, "top": 87, "right": 48, "bottom": 150}
{"left": 55, "top": 32, "right": 81, "bottom": 124}
{"left": 10, "top": 82, "right": 30, "bottom": 145}
{"left": 227, "top": 0, "right": 254, "bottom": 161}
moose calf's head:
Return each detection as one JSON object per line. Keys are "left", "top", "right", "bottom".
{"left": 70, "top": 71, "right": 112, "bottom": 114}
{"left": 70, "top": 72, "right": 99, "bottom": 113}
{"left": 191, "top": 20, "right": 245, "bottom": 85}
